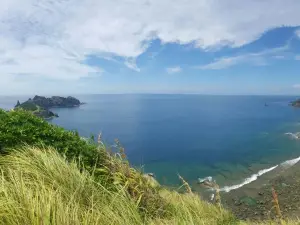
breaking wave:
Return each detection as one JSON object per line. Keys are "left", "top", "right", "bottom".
{"left": 220, "top": 165, "right": 278, "bottom": 192}
{"left": 199, "top": 155, "right": 300, "bottom": 193}
{"left": 285, "top": 132, "right": 300, "bottom": 139}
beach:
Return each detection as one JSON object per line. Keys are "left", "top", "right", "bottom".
{"left": 220, "top": 160, "right": 300, "bottom": 220}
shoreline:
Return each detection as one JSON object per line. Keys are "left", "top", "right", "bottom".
{"left": 220, "top": 161, "right": 300, "bottom": 220}
{"left": 187, "top": 148, "right": 300, "bottom": 221}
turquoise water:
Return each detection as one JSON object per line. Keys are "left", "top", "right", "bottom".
{"left": 1, "top": 95, "right": 300, "bottom": 189}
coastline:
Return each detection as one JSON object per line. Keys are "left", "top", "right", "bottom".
{"left": 14, "top": 96, "right": 83, "bottom": 119}
{"left": 221, "top": 160, "right": 300, "bottom": 220}
{"left": 49, "top": 103, "right": 85, "bottom": 108}
{"left": 189, "top": 133, "right": 300, "bottom": 221}
{"left": 190, "top": 159, "right": 300, "bottom": 220}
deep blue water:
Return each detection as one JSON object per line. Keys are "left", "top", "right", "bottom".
{"left": 1, "top": 95, "right": 300, "bottom": 187}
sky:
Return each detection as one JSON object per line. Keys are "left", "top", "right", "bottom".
{"left": 1, "top": 0, "right": 300, "bottom": 95}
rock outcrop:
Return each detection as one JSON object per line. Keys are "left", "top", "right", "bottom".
{"left": 32, "top": 96, "right": 82, "bottom": 109}
{"left": 15, "top": 95, "right": 82, "bottom": 119}
{"left": 291, "top": 99, "right": 300, "bottom": 107}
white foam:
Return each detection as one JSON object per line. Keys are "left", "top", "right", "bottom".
{"left": 281, "top": 156, "right": 300, "bottom": 167}
{"left": 285, "top": 132, "right": 300, "bottom": 139}
{"left": 218, "top": 155, "right": 300, "bottom": 192}
{"left": 199, "top": 134, "right": 300, "bottom": 193}
{"left": 198, "top": 176, "right": 213, "bottom": 183}
{"left": 220, "top": 165, "right": 278, "bottom": 192}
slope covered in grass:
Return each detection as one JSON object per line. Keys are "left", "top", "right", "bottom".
{"left": 0, "top": 109, "right": 102, "bottom": 165}
{"left": 0, "top": 109, "right": 165, "bottom": 218}
{"left": 0, "top": 146, "right": 236, "bottom": 225}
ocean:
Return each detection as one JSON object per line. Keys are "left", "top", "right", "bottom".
{"left": 1, "top": 95, "right": 300, "bottom": 191}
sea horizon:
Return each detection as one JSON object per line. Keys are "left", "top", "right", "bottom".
{"left": 0, "top": 93, "right": 299, "bottom": 96}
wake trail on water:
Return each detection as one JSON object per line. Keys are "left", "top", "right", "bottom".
{"left": 200, "top": 155, "right": 300, "bottom": 193}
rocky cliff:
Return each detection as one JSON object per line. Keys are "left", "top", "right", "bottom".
{"left": 15, "top": 95, "right": 82, "bottom": 119}
{"left": 32, "top": 96, "right": 81, "bottom": 109}
{"left": 291, "top": 99, "right": 300, "bottom": 107}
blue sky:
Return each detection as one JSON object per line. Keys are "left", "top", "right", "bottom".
{"left": 1, "top": 0, "right": 300, "bottom": 95}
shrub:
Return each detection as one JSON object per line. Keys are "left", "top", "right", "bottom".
{"left": 0, "top": 109, "right": 106, "bottom": 168}
{"left": 17, "top": 101, "right": 38, "bottom": 111}
{"left": 0, "top": 110, "right": 168, "bottom": 219}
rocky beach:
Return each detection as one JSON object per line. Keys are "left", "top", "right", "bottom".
{"left": 220, "top": 160, "right": 300, "bottom": 221}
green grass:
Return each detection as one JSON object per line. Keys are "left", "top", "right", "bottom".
{"left": 0, "top": 146, "right": 298, "bottom": 225}
{"left": 0, "top": 146, "right": 236, "bottom": 225}
{"left": 0, "top": 109, "right": 106, "bottom": 167}
{"left": 0, "top": 146, "right": 143, "bottom": 225}
{"left": 17, "top": 101, "right": 39, "bottom": 111}
{"left": 0, "top": 109, "right": 170, "bottom": 218}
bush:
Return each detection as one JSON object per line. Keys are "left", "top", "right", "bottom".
{"left": 0, "top": 109, "right": 168, "bottom": 219}
{"left": 17, "top": 101, "right": 38, "bottom": 111}
{"left": 0, "top": 109, "right": 106, "bottom": 168}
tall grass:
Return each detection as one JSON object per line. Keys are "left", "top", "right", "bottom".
{"left": 0, "top": 146, "right": 237, "bottom": 225}
{"left": 0, "top": 146, "right": 143, "bottom": 225}
{"left": 151, "top": 190, "right": 236, "bottom": 225}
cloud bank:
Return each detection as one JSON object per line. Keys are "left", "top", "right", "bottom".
{"left": 1, "top": 0, "right": 300, "bottom": 92}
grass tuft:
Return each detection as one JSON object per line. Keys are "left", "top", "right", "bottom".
{"left": 0, "top": 146, "right": 236, "bottom": 225}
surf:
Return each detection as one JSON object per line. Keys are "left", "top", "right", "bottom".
{"left": 199, "top": 155, "right": 300, "bottom": 193}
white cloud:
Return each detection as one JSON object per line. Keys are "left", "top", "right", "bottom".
{"left": 199, "top": 56, "right": 245, "bottom": 70}
{"left": 124, "top": 58, "right": 141, "bottom": 72}
{"left": 1, "top": 0, "right": 300, "bottom": 92}
{"left": 166, "top": 66, "right": 182, "bottom": 74}
{"left": 198, "top": 55, "right": 268, "bottom": 70}
{"left": 197, "top": 44, "right": 289, "bottom": 70}
{"left": 0, "top": 44, "right": 101, "bottom": 80}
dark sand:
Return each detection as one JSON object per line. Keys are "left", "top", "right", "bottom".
{"left": 219, "top": 162, "right": 300, "bottom": 220}
{"left": 189, "top": 161, "right": 300, "bottom": 221}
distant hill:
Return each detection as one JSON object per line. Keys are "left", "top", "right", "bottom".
{"left": 14, "top": 95, "right": 82, "bottom": 119}
{"left": 31, "top": 95, "right": 82, "bottom": 109}
{"left": 290, "top": 99, "right": 300, "bottom": 107}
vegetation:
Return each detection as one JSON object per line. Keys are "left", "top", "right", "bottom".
{"left": 0, "top": 110, "right": 167, "bottom": 218}
{"left": 14, "top": 101, "right": 58, "bottom": 119}
{"left": 17, "top": 101, "right": 39, "bottom": 111}
{"left": 0, "top": 109, "right": 102, "bottom": 166}
{"left": 0, "top": 109, "right": 299, "bottom": 224}
{"left": 14, "top": 95, "right": 82, "bottom": 119}
{"left": 290, "top": 99, "right": 300, "bottom": 107}
{"left": 0, "top": 146, "right": 236, "bottom": 225}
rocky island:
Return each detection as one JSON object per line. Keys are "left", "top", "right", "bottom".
{"left": 15, "top": 95, "right": 83, "bottom": 119}
{"left": 290, "top": 99, "right": 300, "bottom": 107}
